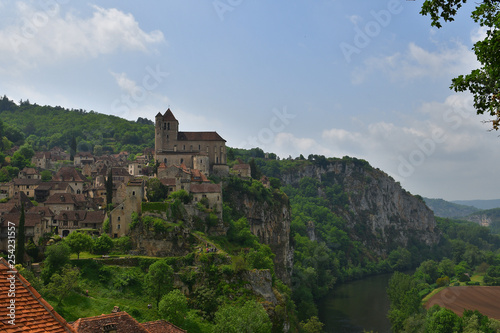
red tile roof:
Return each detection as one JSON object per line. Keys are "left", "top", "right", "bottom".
{"left": 71, "top": 312, "right": 149, "bottom": 333}
{"left": 190, "top": 183, "right": 221, "bottom": 193}
{"left": 177, "top": 131, "right": 225, "bottom": 142}
{"left": 162, "top": 109, "right": 177, "bottom": 121}
{"left": 141, "top": 320, "right": 186, "bottom": 333}
{"left": 0, "top": 258, "right": 76, "bottom": 332}
{"left": 54, "top": 167, "right": 86, "bottom": 182}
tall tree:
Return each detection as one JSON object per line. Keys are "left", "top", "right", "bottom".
{"left": 105, "top": 168, "right": 113, "bottom": 207}
{"left": 421, "top": 0, "right": 500, "bottom": 129}
{"left": 144, "top": 259, "right": 174, "bottom": 308}
{"left": 16, "top": 202, "right": 25, "bottom": 265}
{"left": 69, "top": 136, "right": 77, "bottom": 161}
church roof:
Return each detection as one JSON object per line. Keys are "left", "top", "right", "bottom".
{"left": 163, "top": 108, "right": 177, "bottom": 121}
{"left": 177, "top": 131, "right": 225, "bottom": 142}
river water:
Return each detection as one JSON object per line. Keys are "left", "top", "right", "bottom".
{"left": 318, "top": 272, "right": 394, "bottom": 333}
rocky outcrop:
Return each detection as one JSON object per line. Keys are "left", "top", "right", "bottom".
{"left": 129, "top": 224, "right": 193, "bottom": 257}
{"left": 281, "top": 159, "right": 440, "bottom": 255}
{"left": 224, "top": 189, "right": 293, "bottom": 285}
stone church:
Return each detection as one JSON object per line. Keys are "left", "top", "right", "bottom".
{"left": 154, "top": 109, "right": 228, "bottom": 175}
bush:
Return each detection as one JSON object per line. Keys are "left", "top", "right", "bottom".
{"left": 92, "top": 234, "right": 113, "bottom": 255}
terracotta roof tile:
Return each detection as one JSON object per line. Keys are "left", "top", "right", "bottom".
{"left": 0, "top": 258, "right": 76, "bottom": 332}
{"left": 162, "top": 108, "right": 177, "bottom": 121}
{"left": 72, "top": 312, "right": 149, "bottom": 333}
{"left": 177, "top": 131, "right": 225, "bottom": 142}
{"left": 53, "top": 167, "right": 86, "bottom": 182}
{"left": 190, "top": 183, "right": 221, "bottom": 193}
{"left": 142, "top": 319, "right": 187, "bottom": 333}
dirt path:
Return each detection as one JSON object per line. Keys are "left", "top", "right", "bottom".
{"left": 425, "top": 286, "right": 500, "bottom": 320}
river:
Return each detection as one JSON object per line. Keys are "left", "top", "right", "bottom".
{"left": 318, "top": 272, "right": 394, "bottom": 333}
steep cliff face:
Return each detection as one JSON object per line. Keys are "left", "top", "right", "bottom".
{"left": 224, "top": 189, "right": 293, "bottom": 285}
{"left": 281, "top": 159, "right": 440, "bottom": 255}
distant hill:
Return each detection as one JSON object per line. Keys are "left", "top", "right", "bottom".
{"left": 462, "top": 208, "right": 500, "bottom": 234}
{"left": 451, "top": 199, "right": 500, "bottom": 210}
{"left": 0, "top": 95, "right": 154, "bottom": 155}
{"left": 423, "top": 198, "right": 480, "bottom": 218}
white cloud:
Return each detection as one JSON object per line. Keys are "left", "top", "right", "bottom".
{"left": 0, "top": 3, "right": 164, "bottom": 69}
{"left": 351, "top": 41, "right": 478, "bottom": 84}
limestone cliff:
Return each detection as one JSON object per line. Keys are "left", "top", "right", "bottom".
{"left": 224, "top": 184, "right": 293, "bottom": 285}
{"left": 281, "top": 158, "right": 440, "bottom": 255}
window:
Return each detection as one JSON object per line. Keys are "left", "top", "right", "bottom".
{"left": 118, "top": 224, "right": 121, "bottom": 229}
{"left": 118, "top": 216, "right": 121, "bottom": 221}
{"left": 132, "top": 191, "right": 135, "bottom": 196}
{"left": 163, "top": 123, "right": 166, "bottom": 130}
{"left": 183, "top": 145, "right": 185, "bottom": 150}
{"left": 198, "top": 145, "right": 201, "bottom": 150}
{"left": 73, "top": 221, "right": 78, "bottom": 226}
{"left": 167, "top": 122, "right": 170, "bottom": 130}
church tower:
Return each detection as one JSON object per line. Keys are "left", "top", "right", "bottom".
{"left": 155, "top": 108, "right": 179, "bottom": 154}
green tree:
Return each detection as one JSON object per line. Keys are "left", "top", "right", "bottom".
{"left": 420, "top": 0, "right": 500, "bottom": 129}
{"left": 299, "top": 316, "right": 325, "bottom": 333}
{"left": 105, "top": 168, "right": 113, "bottom": 207}
{"left": 16, "top": 202, "right": 26, "bottom": 265}
{"left": 144, "top": 259, "right": 174, "bottom": 308}
{"left": 213, "top": 301, "right": 272, "bottom": 333}
{"left": 44, "top": 265, "right": 80, "bottom": 306}
{"left": 159, "top": 289, "right": 189, "bottom": 327}
{"left": 249, "top": 158, "right": 262, "bottom": 179}
{"left": 426, "top": 305, "right": 463, "bottom": 333}
{"left": 41, "top": 170, "right": 52, "bottom": 182}
{"left": 42, "top": 241, "right": 71, "bottom": 283}
{"left": 65, "top": 232, "right": 93, "bottom": 259}
{"left": 146, "top": 178, "right": 168, "bottom": 202}
{"left": 92, "top": 233, "right": 113, "bottom": 255}
{"left": 387, "top": 271, "right": 422, "bottom": 332}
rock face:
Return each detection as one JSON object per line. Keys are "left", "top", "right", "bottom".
{"left": 225, "top": 190, "right": 293, "bottom": 285}
{"left": 281, "top": 160, "right": 440, "bottom": 255}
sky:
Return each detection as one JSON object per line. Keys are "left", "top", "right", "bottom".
{"left": 0, "top": 0, "right": 498, "bottom": 201}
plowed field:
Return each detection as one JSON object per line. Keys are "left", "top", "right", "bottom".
{"left": 424, "top": 286, "right": 500, "bottom": 320}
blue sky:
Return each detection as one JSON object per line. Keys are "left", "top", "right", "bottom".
{"left": 0, "top": 0, "right": 498, "bottom": 201}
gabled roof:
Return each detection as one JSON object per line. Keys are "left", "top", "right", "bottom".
{"left": 177, "top": 131, "right": 226, "bottom": 142}
{"left": 163, "top": 108, "right": 177, "bottom": 121}
{"left": 141, "top": 320, "right": 186, "bottom": 333}
{"left": 190, "top": 183, "right": 222, "bottom": 194}
{"left": 54, "top": 167, "right": 86, "bottom": 182}
{"left": 72, "top": 312, "right": 149, "bottom": 333}
{"left": 29, "top": 206, "right": 55, "bottom": 217}
{"left": 1, "top": 212, "right": 43, "bottom": 227}
{"left": 233, "top": 163, "right": 250, "bottom": 170}
{"left": 0, "top": 258, "right": 76, "bottom": 332}
{"left": 44, "top": 193, "right": 77, "bottom": 205}
{"left": 13, "top": 178, "right": 42, "bottom": 186}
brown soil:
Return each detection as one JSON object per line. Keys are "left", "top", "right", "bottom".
{"left": 425, "top": 286, "right": 500, "bottom": 320}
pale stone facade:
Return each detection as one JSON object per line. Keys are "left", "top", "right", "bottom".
{"left": 154, "top": 109, "right": 227, "bottom": 175}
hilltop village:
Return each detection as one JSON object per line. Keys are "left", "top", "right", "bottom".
{"left": 0, "top": 109, "right": 257, "bottom": 251}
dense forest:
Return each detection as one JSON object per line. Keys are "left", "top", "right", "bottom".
{"left": 0, "top": 95, "right": 154, "bottom": 155}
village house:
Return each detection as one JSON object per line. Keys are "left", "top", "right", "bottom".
{"left": 42, "top": 193, "right": 87, "bottom": 215}
{"left": 55, "top": 210, "right": 106, "bottom": 237}
{"left": 191, "top": 183, "right": 223, "bottom": 215}
{"left": 154, "top": 109, "right": 229, "bottom": 176}
{"left": 73, "top": 152, "right": 95, "bottom": 167}
{"left": 18, "top": 167, "right": 41, "bottom": 180}
{"left": 53, "top": 166, "right": 88, "bottom": 194}
{"left": 11, "top": 178, "right": 42, "bottom": 198}
{"left": 231, "top": 162, "right": 251, "bottom": 178}
{"left": 108, "top": 195, "right": 141, "bottom": 238}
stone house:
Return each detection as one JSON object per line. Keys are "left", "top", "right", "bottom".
{"left": 18, "top": 167, "right": 41, "bottom": 180}
{"left": 42, "top": 193, "right": 85, "bottom": 215}
{"left": 231, "top": 163, "right": 251, "bottom": 178}
{"left": 191, "top": 183, "right": 223, "bottom": 214}
{"left": 53, "top": 166, "right": 87, "bottom": 194}
{"left": 74, "top": 152, "right": 94, "bottom": 167}
{"left": 109, "top": 195, "right": 141, "bottom": 238}
{"left": 12, "top": 178, "right": 42, "bottom": 198}
{"left": 55, "top": 210, "right": 106, "bottom": 237}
